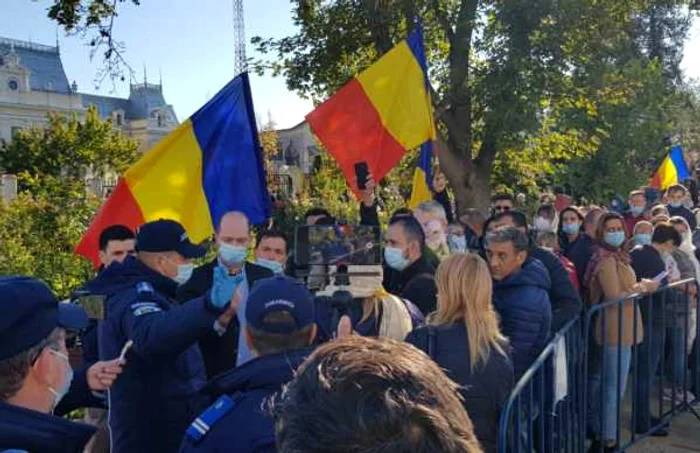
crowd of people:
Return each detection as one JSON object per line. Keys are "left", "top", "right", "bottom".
{"left": 1, "top": 174, "right": 699, "bottom": 453}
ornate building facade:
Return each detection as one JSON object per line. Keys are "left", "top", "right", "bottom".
{"left": 0, "top": 37, "right": 177, "bottom": 154}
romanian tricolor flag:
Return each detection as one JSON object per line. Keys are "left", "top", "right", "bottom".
{"left": 409, "top": 142, "right": 434, "bottom": 208}
{"left": 306, "top": 27, "right": 435, "bottom": 196}
{"left": 650, "top": 145, "right": 690, "bottom": 190}
{"left": 76, "top": 73, "right": 271, "bottom": 267}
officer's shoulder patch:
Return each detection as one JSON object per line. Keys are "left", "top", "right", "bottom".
{"left": 185, "top": 395, "right": 238, "bottom": 444}
{"left": 136, "top": 281, "right": 154, "bottom": 295}
{"left": 130, "top": 302, "right": 162, "bottom": 317}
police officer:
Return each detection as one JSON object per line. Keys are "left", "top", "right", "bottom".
{"left": 180, "top": 276, "right": 317, "bottom": 452}
{"left": 98, "top": 219, "right": 243, "bottom": 453}
{"left": 0, "top": 276, "right": 95, "bottom": 453}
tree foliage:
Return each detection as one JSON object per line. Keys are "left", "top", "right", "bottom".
{"left": 0, "top": 108, "right": 139, "bottom": 297}
{"left": 252, "top": 0, "right": 697, "bottom": 213}
{"left": 0, "top": 105, "right": 139, "bottom": 194}
{"left": 46, "top": 0, "right": 141, "bottom": 85}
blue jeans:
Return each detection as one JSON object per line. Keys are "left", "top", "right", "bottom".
{"left": 588, "top": 346, "right": 632, "bottom": 442}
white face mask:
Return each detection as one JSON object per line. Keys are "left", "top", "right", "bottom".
{"left": 535, "top": 217, "right": 557, "bottom": 233}
{"left": 47, "top": 349, "right": 73, "bottom": 411}
{"left": 166, "top": 257, "right": 194, "bottom": 285}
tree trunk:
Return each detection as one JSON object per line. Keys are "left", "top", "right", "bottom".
{"left": 435, "top": 137, "right": 492, "bottom": 216}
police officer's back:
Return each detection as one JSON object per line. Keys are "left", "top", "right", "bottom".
{"left": 0, "top": 277, "right": 94, "bottom": 453}
{"left": 98, "top": 220, "right": 242, "bottom": 453}
{"left": 180, "top": 276, "right": 317, "bottom": 452}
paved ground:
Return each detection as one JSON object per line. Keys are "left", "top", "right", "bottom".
{"left": 628, "top": 407, "right": 700, "bottom": 452}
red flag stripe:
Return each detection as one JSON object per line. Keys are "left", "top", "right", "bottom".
{"left": 75, "top": 178, "right": 145, "bottom": 268}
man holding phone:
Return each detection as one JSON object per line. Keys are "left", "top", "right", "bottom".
{"left": 630, "top": 222, "right": 682, "bottom": 436}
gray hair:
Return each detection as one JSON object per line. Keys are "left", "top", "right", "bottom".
{"left": 485, "top": 227, "right": 530, "bottom": 253}
{"left": 0, "top": 328, "right": 62, "bottom": 401}
{"left": 415, "top": 201, "right": 447, "bottom": 222}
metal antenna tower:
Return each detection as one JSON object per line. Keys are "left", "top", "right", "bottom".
{"left": 233, "top": 0, "right": 247, "bottom": 76}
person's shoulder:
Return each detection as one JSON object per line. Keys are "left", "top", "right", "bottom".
{"left": 245, "top": 261, "right": 274, "bottom": 281}
{"left": 192, "top": 260, "right": 217, "bottom": 278}
{"left": 182, "top": 394, "right": 242, "bottom": 447}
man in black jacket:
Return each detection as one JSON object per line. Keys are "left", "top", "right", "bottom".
{"left": 666, "top": 184, "right": 697, "bottom": 229}
{"left": 630, "top": 222, "right": 681, "bottom": 436}
{"left": 496, "top": 211, "right": 582, "bottom": 332}
{"left": 178, "top": 211, "right": 272, "bottom": 378}
{"left": 383, "top": 216, "right": 436, "bottom": 315}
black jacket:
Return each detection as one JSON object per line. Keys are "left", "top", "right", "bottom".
{"left": 406, "top": 324, "right": 514, "bottom": 453}
{"left": 563, "top": 234, "right": 595, "bottom": 292}
{"left": 631, "top": 244, "right": 671, "bottom": 329}
{"left": 668, "top": 204, "right": 697, "bottom": 229}
{"left": 384, "top": 255, "right": 436, "bottom": 315}
{"left": 0, "top": 401, "right": 96, "bottom": 453}
{"left": 530, "top": 246, "right": 583, "bottom": 332}
{"left": 177, "top": 260, "right": 273, "bottom": 379}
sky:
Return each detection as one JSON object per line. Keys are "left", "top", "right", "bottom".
{"left": 0, "top": 1, "right": 698, "bottom": 130}
{"left": 0, "top": 0, "right": 313, "bottom": 129}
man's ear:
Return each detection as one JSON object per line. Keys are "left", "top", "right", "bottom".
{"left": 516, "top": 251, "right": 528, "bottom": 267}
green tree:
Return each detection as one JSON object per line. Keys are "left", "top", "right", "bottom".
{"left": 0, "top": 107, "right": 139, "bottom": 297}
{"left": 252, "top": 0, "right": 695, "bottom": 213}
{"left": 0, "top": 105, "right": 139, "bottom": 194}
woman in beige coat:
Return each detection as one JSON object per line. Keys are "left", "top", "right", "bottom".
{"left": 584, "top": 212, "right": 658, "bottom": 451}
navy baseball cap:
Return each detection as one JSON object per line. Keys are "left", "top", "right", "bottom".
{"left": 246, "top": 276, "right": 315, "bottom": 334}
{"left": 0, "top": 277, "right": 89, "bottom": 360}
{"left": 136, "top": 219, "right": 206, "bottom": 259}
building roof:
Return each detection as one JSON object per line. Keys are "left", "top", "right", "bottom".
{"left": 0, "top": 37, "right": 71, "bottom": 94}
{"left": 126, "top": 83, "right": 167, "bottom": 120}
{"left": 80, "top": 94, "right": 131, "bottom": 118}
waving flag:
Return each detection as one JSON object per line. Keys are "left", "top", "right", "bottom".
{"left": 409, "top": 142, "right": 434, "bottom": 208}
{"left": 306, "top": 26, "right": 435, "bottom": 196}
{"left": 650, "top": 145, "right": 690, "bottom": 190}
{"left": 76, "top": 73, "right": 270, "bottom": 266}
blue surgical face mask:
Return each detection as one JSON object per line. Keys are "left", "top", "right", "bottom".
{"left": 634, "top": 233, "right": 652, "bottom": 246}
{"left": 630, "top": 205, "right": 645, "bottom": 217}
{"left": 174, "top": 263, "right": 194, "bottom": 285}
{"left": 48, "top": 349, "right": 74, "bottom": 410}
{"left": 384, "top": 247, "right": 410, "bottom": 271}
{"left": 604, "top": 231, "right": 626, "bottom": 248}
{"left": 562, "top": 223, "right": 580, "bottom": 235}
{"left": 448, "top": 235, "right": 467, "bottom": 252}
{"left": 219, "top": 242, "right": 247, "bottom": 265}
{"left": 256, "top": 258, "right": 284, "bottom": 274}
{"left": 165, "top": 257, "right": 194, "bottom": 285}
{"left": 669, "top": 201, "right": 682, "bottom": 209}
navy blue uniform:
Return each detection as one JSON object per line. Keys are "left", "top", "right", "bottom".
{"left": 0, "top": 400, "right": 95, "bottom": 453}
{"left": 98, "top": 257, "right": 226, "bottom": 453}
{"left": 179, "top": 348, "right": 312, "bottom": 453}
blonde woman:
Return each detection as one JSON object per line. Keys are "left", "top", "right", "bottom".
{"left": 406, "top": 253, "right": 513, "bottom": 453}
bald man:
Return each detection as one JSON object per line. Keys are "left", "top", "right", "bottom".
{"left": 178, "top": 211, "right": 273, "bottom": 377}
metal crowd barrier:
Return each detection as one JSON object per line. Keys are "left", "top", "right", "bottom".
{"left": 498, "top": 279, "right": 700, "bottom": 453}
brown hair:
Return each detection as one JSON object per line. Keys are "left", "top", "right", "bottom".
{"left": 273, "top": 336, "right": 482, "bottom": 453}
{"left": 432, "top": 254, "right": 508, "bottom": 371}
{"left": 595, "top": 212, "right": 627, "bottom": 242}
{"left": 246, "top": 312, "right": 315, "bottom": 356}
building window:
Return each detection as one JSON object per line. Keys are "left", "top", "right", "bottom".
{"left": 115, "top": 113, "right": 123, "bottom": 127}
{"left": 8, "top": 80, "right": 18, "bottom": 91}
{"left": 157, "top": 114, "right": 164, "bottom": 127}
